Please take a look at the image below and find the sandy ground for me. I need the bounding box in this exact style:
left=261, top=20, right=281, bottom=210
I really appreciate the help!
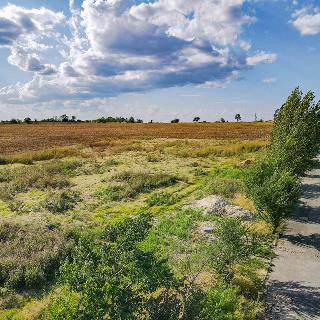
left=266, top=159, right=320, bottom=319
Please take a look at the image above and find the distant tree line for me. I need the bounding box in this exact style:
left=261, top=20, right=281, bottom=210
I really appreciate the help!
left=0, top=113, right=268, bottom=124
left=0, top=115, right=144, bottom=124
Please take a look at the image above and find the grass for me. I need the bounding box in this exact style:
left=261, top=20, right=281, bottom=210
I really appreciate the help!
left=0, top=133, right=273, bottom=319
left=0, top=219, right=74, bottom=290
left=0, top=147, right=83, bottom=165
left=96, top=171, right=179, bottom=201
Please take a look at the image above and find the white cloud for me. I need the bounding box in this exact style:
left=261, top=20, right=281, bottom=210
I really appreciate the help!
left=291, top=6, right=320, bottom=35
left=0, top=4, right=65, bottom=47
left=246, top=51, right=277, bottom=66
left=262, top=77, right=277, bottom=84
left=0, top=0, right=276, bottom=105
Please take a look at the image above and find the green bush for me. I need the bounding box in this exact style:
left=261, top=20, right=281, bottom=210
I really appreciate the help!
left=44, top=214, right=178, bottom=320
left=211, top=218, right=255, bottom=283
left=0, top=220, right=74, bottom=290
left=246, top=160, right=301, bottom=232
left=199, top=285, right=260, bottom=320
left=44, top=189, right=81, bottom=213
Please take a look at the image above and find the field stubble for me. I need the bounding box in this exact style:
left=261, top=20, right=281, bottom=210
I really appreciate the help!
left=0, top=122, right=272, bottom=154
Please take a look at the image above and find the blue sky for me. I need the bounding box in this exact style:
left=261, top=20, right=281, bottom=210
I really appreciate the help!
left=0, top=0, right=319, bottom=121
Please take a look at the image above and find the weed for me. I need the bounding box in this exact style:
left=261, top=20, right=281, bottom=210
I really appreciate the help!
left=97, top=172, right=179, bottom=201
left=145, top=192, right=180, bottom=206
left=44, top=190, right=81, bottom=214
left=200, top=177, right=243, bottom=199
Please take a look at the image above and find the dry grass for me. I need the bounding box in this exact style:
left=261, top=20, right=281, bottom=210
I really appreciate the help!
left=0, top=122, right=272, bottom=155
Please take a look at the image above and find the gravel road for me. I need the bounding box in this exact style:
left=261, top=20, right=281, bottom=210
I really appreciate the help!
left=266, top=159, right=320, bottom=319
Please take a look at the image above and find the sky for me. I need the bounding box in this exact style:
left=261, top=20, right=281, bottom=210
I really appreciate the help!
left=0, top=0, right=319, bottom=122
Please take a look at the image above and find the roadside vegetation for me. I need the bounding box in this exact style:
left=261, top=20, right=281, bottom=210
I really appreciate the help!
left=246, top=88, right=320, bottom=232
left=0, top=90, right=318, bottom=319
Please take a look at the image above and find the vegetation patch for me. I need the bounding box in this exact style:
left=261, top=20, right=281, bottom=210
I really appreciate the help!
left=96, top=171, right=179, bottom=201
left=43, top=189, right=82, bottom=214
left=0, top=220, right=74, bottom=290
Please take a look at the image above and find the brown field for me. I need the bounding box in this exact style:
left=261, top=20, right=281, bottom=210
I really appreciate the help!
left=0, top=122, right=272, bottom=154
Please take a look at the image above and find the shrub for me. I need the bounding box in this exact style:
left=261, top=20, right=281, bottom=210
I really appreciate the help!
left=44, top=189, right=81, bottom=213
left=199, top=284, right=260, bottom=320
left=0, top=220, right=74, bottom=290
left=44, top=214, right=178, bottom=320
left=245, top=160, right=301, bottom=232
left=211, top=218, right=254, bottom=283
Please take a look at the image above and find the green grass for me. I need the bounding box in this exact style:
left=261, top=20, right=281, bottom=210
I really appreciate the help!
left=96, top=171, right=179, bottom=201
left=0, top=137, right=272, bottom=319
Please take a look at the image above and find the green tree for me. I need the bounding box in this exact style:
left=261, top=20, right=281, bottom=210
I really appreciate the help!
left=235, top=114, right=241, bottom=122
left=269, top=88, right=320, bottom=175
left=193, top=116, right=200, bottom=122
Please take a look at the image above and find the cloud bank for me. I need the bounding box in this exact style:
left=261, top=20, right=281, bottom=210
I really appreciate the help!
left=0, top=0, right=277, bottom=105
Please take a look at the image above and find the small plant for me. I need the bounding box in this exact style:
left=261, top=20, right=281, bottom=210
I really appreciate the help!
left=145, top=192, right=180, bottom=206
left=44, top=189, right=81, bottom=213
left=211, top=218, right=253, bottom=283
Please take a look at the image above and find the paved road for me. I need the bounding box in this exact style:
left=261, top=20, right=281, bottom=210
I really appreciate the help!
left=266, top=160, right=320, bottom=319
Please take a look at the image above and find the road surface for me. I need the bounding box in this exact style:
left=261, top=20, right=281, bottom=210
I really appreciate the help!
left=266, top=160, right=320, bottom=319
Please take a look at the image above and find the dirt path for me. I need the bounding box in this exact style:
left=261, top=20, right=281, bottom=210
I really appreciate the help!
left=266, top=159, right=320, bottom=319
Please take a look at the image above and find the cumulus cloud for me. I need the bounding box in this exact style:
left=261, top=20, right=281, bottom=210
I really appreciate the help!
left=246, top=51, right=277, bottom=66
left=0, top=0, right=277, bottom=104
left=291, top=6, right=320, bottom=35
left=8, top=47, right=57, bottom=75
left=0, top=4, right=64, bottom=47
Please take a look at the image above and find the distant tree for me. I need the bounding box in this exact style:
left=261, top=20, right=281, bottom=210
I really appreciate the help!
left=60, top=114, right=69, bottom=122
left=128, top=116, right=135, bottom=123
left=10, top=118, right=21, bottom=124
left=24, top=117, right=32, bottom=124
left=220, top=118, right=226, bottom=123
left=171, top=118, right=180, bottom=123
left=71, top=116, right=77, bottom=122
left=136, top=119, right=143, bottom=123
left=254, top=113, right=258, bottom=122
left=193, top=116, right=200, bottom=122
left=235, top=114, right=241, bottom=122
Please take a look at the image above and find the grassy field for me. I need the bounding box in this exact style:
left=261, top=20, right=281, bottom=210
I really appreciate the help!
left=0, top=123, right=273, bottom=319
